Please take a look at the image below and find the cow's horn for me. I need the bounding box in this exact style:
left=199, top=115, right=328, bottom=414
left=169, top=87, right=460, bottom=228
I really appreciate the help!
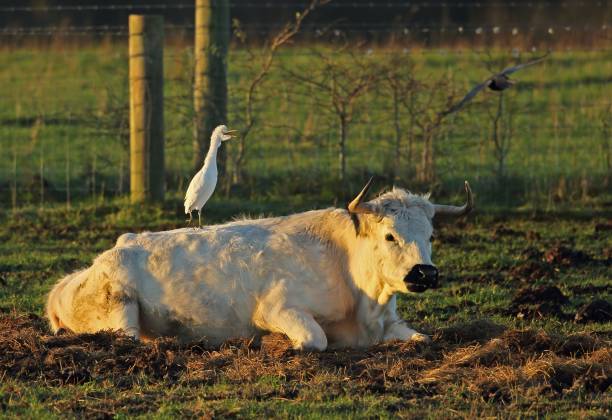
left=433, top=181, right=474, bottom=219
left=348, top=177, right=376, bottom=215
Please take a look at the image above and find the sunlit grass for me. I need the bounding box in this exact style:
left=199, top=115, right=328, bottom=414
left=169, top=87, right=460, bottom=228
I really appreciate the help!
left=0, top=47, right=610, bottom=208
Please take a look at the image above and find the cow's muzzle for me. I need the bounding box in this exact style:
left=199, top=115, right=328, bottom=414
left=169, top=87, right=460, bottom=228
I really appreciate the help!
left=404, top=264, right=439, bottom=293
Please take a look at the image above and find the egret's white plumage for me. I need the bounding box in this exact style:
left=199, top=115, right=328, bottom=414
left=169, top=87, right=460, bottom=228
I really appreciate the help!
left=184, top=125, right=237, bottom=227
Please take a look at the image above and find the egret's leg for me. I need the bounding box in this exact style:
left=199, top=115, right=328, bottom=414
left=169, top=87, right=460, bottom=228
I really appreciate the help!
left=186, top=211, right=192, bottom=225
left=198, top=210, right=202, bottom=228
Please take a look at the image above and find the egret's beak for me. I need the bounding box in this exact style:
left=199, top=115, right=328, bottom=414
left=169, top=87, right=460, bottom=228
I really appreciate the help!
left=224, top=129, right=239, bottom=139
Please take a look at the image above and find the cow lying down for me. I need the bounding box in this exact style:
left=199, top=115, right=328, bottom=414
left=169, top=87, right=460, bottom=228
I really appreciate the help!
left=47, top=180, right=473, bottom=350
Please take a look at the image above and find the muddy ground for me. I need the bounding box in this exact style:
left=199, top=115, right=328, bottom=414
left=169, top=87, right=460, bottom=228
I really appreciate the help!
left=1, top=311, right=610, bottom=417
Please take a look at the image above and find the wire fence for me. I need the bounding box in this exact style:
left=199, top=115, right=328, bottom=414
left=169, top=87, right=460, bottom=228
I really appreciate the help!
left=1, top=1, right=610, bottom=11
left=0, top=2, right=611, bottom=210
left=1, top=24, right=610, bottom=40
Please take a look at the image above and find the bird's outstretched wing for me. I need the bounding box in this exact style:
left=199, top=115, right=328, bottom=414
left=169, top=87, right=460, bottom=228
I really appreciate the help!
left=440, top=79, right=492, bottom=116
left=500, top=53, right=549, bottom=76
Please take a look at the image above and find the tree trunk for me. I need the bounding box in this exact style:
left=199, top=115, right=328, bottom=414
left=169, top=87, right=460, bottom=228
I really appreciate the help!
left=407, top=94, right=415, bottom=175
left=602, top=109, right=611, bottom=188
left=339, top=116, right=347, bottom=183
left=232, top=123, right=247, bottom=184
left=492, top=92, right=504, bottom=184
left=418, top=131, right=435, bottom=183
left=427, top=132, right=435, bottom=182
left=392, top=89, right=401, bottom=181
left=193, top=0, right=230, bottom=174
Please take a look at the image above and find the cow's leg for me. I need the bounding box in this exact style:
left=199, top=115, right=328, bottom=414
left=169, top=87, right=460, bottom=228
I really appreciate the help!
left=383, top=321, right=431, bottom=343
left=261, top=307, right=328, bottom=351
left=254, top=281, right=328, bottom=351
left=254, top=287, right=327, bottom=351
left=382, top=296, right=431, bottom=344
left=105, top=298, right=141, bottom=339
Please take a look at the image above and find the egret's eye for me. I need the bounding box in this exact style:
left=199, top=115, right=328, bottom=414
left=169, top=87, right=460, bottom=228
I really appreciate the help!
left=385, top=234, right=396, bottom=242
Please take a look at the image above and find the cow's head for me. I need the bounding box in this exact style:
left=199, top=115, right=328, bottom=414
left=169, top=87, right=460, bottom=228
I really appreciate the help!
left=347, top=178, right=473, bottom=294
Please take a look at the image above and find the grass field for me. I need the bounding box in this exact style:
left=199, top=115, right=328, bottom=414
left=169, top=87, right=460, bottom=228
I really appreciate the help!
left=0, top=45, right=611, bottom=208
left=0, top=39, right=610, bottom=418
left=0, top=200, right=610, bottom=417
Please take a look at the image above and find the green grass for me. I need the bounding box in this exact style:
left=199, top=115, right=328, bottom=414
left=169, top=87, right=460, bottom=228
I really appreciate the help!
left=0, top=46, right=611, bottom=208
left=0, top=43, right=610, bottom=417
left=0, top=200, right=610, bottom=418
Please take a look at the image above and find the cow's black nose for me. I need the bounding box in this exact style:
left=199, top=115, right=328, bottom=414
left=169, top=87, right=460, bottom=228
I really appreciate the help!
left=404, top=264, right=439, bottom=292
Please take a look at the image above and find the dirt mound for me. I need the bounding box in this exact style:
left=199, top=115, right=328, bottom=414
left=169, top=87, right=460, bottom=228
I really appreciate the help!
left=520, top=247, right=544, bottom=261
left=507, top=286, right=569, bottom=320
left=0, top=312, right=194, bottom=386
left=525, top=230, right=541, bottom=241
left=438, top=319, right=506, bottom=344
left=512, top=285, right=569, bottom=305
left=544, top=245, right=591, bottom=266
left=570, top=284, right=610, bottom=295
left=509, top=245, right=594, bottom=282
left=0, top=312, right=609, bottom=403
left=509, top=260, right=554, bottom=281
left=492, top=225, right=523, bottom=238
left=508, top=248, right=553, bottom=281
left=574, top=299, right=612, bottom=323
left=594, top=222, right=612, bottom=235
left=559, top=333, right=605, bottom=356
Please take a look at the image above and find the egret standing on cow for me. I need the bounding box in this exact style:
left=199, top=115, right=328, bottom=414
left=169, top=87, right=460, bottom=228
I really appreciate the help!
left=184, top=125, right=237, bottom=227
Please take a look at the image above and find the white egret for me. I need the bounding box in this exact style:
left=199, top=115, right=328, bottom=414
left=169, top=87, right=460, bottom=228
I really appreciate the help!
left=184, top=125, right=237, bottom=227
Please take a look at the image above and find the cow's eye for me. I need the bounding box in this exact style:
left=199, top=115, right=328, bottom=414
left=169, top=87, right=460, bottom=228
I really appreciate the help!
left=385, top=234, right=396, bottom=242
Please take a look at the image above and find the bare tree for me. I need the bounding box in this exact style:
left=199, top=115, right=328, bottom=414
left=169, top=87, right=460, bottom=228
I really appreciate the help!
left=488, top=91, right=515, bottom=184
left=229, top=0, right=330, bottom=186
left=284, top=48, right=379, bottom=185
left=478, top=53, right=522, bottom=185
left=383, top=55, right=417, bottom=181
left=600, top=103, right=612, bottom=188
left=403, top=76, right=456, bottom=184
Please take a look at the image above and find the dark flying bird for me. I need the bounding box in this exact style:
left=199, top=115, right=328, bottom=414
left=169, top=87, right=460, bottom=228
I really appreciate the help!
left=441, top=54, right=549, bottom=116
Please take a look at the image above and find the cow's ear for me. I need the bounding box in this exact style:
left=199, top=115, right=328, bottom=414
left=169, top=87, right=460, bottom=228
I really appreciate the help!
left=350, top=213, right=374, bottom=237
left=349, top=213, right=361, bottom=235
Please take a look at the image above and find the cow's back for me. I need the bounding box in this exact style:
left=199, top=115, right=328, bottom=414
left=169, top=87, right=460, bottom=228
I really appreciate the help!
left=114, top=224, right=275, bottom=341
left=50, top=211, right=356, bottom=344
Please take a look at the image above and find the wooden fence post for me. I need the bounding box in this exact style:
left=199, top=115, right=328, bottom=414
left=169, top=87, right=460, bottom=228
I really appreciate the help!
left=129, top=14, right=165, bottom=203
left=193, top=0, right=230, bottom=173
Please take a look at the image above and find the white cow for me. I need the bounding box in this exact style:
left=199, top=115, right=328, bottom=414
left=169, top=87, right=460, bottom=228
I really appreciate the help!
left=46, top=180, right=473, bottom=350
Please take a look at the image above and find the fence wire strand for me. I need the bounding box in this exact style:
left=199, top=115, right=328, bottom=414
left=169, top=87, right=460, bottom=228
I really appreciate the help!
left=1, top=2, right=611, bottom=207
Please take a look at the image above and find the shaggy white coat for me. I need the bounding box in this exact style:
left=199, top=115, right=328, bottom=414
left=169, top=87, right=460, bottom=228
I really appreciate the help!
left=47, top=188, right=437, bottom=350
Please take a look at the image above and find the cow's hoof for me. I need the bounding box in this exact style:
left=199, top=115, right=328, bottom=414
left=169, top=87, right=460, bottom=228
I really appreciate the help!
left=295, top=343, right=327, bottom=352
left=409, top=333, right=432, bottom=344
left=293, top=337, right=328, bottom=352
